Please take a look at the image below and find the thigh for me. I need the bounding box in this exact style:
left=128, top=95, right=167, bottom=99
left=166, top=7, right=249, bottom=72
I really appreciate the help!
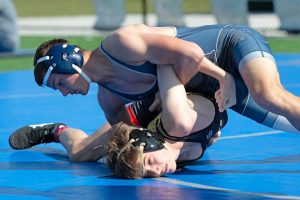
left=239, top=57, right=281, bottom=96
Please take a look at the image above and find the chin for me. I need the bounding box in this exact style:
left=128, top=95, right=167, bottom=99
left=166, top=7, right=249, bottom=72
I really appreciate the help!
left=81, top=86, right=89, bottom=95
left=82, top=84, right=90, bottom=95
left=81, top=90, right=88, bottom=95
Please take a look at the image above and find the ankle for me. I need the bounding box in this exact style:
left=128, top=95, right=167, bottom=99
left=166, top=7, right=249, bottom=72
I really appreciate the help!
left=53, top=125, right=69, bottom=142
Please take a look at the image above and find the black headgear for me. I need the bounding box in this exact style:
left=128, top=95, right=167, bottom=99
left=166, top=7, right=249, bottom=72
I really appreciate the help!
left=129, top=128, right=165, bottom=153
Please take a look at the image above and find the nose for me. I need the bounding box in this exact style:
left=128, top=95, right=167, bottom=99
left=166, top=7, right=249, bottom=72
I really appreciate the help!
left=149, top=166, right=162, bottom=177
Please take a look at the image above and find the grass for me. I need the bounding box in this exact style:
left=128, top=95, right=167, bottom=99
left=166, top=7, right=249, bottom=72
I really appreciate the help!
left=268, top=37, right=300, bottom=53
left=1, top=36, right=299, bottom=72
left=13, top=0, right=211, bottom=17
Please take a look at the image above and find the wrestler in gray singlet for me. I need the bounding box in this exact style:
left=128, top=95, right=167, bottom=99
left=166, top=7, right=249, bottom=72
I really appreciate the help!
left=101, top=24, right=298, bottom=133
left=177, top=24, right=295, bottom=132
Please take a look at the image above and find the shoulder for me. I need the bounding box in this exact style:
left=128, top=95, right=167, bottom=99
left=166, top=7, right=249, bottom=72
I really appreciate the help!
left=104, top=24, right=149, bottom=45
left=101, top=24, right=151, bottom=63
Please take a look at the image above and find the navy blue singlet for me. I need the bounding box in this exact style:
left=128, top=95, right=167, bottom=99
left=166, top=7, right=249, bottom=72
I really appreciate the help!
left=176, top=24, right=277, bottom=126
left=102, top=24, right=278, bottom=126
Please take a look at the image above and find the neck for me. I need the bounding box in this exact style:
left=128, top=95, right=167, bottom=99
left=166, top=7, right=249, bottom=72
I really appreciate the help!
left=82, top=48, right=111, bottom=84
left=178, top=142, right=203, bottom=162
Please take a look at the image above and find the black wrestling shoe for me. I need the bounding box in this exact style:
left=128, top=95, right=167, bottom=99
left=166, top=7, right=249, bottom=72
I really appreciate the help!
left=9, top=123, right=66, bottom=150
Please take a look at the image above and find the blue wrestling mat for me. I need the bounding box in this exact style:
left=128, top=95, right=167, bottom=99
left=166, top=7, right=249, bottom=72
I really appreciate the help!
left=1, top=53, right=300, bottom=200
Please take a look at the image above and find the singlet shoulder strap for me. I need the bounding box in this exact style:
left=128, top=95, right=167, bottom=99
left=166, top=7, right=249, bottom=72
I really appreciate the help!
left=100, top=42, right=157, bottom=74
left=99, top=42, right=158, bottom=100
left=156, top=94, right=228, bottom=148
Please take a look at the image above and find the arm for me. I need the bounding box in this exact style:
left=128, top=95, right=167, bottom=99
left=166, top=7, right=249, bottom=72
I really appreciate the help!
left=157, top=64, right=197, bottom=137
left=104, top=24, right=205, bottom=84
left=103, top=24, right=236, bottom=111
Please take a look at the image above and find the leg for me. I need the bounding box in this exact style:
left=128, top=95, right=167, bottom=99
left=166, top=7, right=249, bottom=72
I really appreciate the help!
left=239, top=57, right=300, bottom=131
left=60, top=123, right=111, bottom=162
left=9, top=122, right=112, bottom=162
left=233, top=93, right=300, bottom=133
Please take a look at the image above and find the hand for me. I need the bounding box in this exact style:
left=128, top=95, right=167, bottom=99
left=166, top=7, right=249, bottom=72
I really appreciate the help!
left=149, top=92, right=162, bottom=112
left=207, top=131, right=221, bottom=147
left=215, top=72, right=236, bottom=112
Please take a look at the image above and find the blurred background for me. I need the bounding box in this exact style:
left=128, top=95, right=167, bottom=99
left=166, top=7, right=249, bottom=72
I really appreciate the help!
left=0, top=0, right=300, bottom=71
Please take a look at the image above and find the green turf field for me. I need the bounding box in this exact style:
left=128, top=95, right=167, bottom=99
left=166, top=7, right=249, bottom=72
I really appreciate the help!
left=13, top=0, right=211, bottom=17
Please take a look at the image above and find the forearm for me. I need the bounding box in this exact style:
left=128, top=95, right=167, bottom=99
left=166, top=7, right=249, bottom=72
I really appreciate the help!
left=197, top=57, right=227, bottom=83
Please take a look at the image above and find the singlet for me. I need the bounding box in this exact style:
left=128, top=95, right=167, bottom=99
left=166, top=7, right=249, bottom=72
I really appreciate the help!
left=103, top=24, right=278, bottom=128
left=176, top=25, right=278, bottom=127
left=99, top=25, right=271, bottom=105
left=156, top=98, right=227, bottom=147
left=99, top=43, right=158, bottom=101
left=126, top=94, right=228, bottom=168
left=155, top=96, right=228, bottom=168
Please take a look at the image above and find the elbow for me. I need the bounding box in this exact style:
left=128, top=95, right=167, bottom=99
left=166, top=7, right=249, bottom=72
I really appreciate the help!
left=178, top=42, right=205, bottom=65
left=189, top=42, right=205, bottom=66
left=175, top=42, right=205, bottom=83
left=163, top=114, right=194, bottom=136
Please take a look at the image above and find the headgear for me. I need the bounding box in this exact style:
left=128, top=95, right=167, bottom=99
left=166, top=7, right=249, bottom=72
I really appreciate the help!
left=117, top=128, right=165, bottom=160
left=36, top=44, right=91, bottom=86
left=129, top=128, right=165, bottom=152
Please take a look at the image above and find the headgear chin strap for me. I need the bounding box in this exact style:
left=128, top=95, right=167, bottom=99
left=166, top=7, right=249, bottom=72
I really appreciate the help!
left=36, top=44, right=91, bottom=86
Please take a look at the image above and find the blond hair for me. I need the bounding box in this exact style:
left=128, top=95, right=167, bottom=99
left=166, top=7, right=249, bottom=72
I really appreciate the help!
left=106, top=122, right=144, bottom=179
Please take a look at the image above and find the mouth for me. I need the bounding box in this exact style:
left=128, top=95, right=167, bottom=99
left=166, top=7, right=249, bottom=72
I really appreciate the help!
left=67, top=90, right=78, bottom=95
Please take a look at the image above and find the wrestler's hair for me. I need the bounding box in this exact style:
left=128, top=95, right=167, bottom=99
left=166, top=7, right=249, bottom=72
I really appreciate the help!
left=33, top=38, right=83, bottom=86
left=106, top=122, right=144, bottom=179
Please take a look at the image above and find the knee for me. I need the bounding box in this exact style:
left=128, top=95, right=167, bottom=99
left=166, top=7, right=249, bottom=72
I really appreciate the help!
left=68, top=147, right=84, bottom=162
left=67, top=142, right=90, bottom=162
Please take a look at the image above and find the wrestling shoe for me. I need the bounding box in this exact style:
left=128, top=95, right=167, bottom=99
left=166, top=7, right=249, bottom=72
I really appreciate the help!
left=9, top=123, right=66, bottom=150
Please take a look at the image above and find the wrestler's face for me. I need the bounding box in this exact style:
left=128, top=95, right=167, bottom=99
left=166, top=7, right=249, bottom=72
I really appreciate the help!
left=46, top=73, right=89, bottom=96
left=142, top=148, right=176, bottom=178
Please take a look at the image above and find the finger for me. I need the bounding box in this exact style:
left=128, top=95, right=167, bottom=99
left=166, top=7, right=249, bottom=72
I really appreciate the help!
left=207, top=138, right=215, bottom=147
left=214, top=90, right=219, bottom=99
left=219, top=102, right=226, bottom=112
left=220, top=96, right=228, bottom=110
left=214, top=131, right=221, bottom=138
left=215, top=91, right=221, bottom=105
left=207, top=131, right=222, bottom=147
left=215, top=90, right=221, bottom=100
